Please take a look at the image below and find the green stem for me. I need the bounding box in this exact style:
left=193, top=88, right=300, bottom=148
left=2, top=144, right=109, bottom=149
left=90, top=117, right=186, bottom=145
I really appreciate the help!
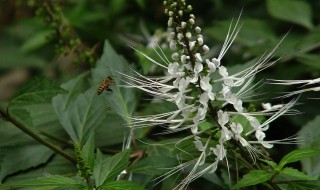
left=0, top=108, right=76, bottom=164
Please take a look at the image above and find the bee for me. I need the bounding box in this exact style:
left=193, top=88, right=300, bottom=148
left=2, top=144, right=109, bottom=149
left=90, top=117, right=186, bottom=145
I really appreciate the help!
left=97, top=76, right=114, bottom=95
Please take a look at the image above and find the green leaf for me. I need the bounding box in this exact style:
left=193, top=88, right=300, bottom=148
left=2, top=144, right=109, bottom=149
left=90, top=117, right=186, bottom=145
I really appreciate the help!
left=91, top=40, right=137, bottom=124
left=205, top=19, right=276, bottom=47
left=52, top=72, right=106, bottom=145
left=296, top=54, right=320, bottom=70
left=281, top=167, right=315, bottom=180
left=101, top=180, right=145, bottom=190
left=9, top=76, right=67, bottom=108
left=0, top=120, right=33, bottom=147
left=279, top=149, right=320, bottom=169
left=94, top=149, right=130, bottom=187
left=9, top=108, right=34, bottom=129
left=130, top=156, right=177, bottom=175
left=260, top=159, right=278, bottom=169
left=232, top=170, right=273, bottom=189
left=287, top=180, right=320, bottom=190
left=298, top=115, right=320, bottom=178
left=81, top=133, right=95, bottom=170
left=0, top=175, right=83, bottom=189
left=94, top=112, right=127, bottom=147
left=0, top=144, right=53, bottom=182
left=20, top=30, right=51, bottom=53
left=267, top=0, right=313, bottom=29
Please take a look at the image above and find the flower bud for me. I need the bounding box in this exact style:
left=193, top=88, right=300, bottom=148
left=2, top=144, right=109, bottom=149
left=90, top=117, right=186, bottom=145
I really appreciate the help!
left=186, top=32, right=192, bottom=39
left=197, top=37, right=203, bottom=45
left=181, top=21, right=187, bottom=29
left=189, top=18, right=195, bottom=25
left=169, top=40, right=177, bottom=50
left=203, top=45, right=209, bottom=54
left=195, top=26, right=201, bottom=33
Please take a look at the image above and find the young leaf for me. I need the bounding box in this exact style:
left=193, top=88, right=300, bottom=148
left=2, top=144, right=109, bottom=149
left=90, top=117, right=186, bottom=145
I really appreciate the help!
left=93, top=149, right=130, bottom=187
left=81, top=133, right=95, bottom=170
left=9, top=76, right=67, bottom=108
left=267, top=0, right=313, bottom=30
left=281, top=167, right=315, bottom=181
left=232, top=170, right=273, bottom=189
left=100, top=180, right=145, bottom=190
left=0, top=175, right=83, bottom=189
left=0, top=144, right=53, bottom=182
left=260, top=159, right=278, bottom=169
left=278, top=149, right=320, bottom=169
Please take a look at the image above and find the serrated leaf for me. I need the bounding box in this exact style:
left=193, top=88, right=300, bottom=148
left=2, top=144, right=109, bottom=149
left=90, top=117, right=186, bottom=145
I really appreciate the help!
left=91, top=40, right=137, bottom=124
left=101, top=180, right=145, bottom=190
left=267, top=0, right=313, bottom=29
left=81, top=133, right=95, bottom=170
left=279, top=149, right=320, bottom=169
left=281, top=167, right=315, bottom=181
left=9, top=76, right=67, bottom=108
left=232, top=170, right=273, bottom=189
left=0, top=144, right=53, bottom=182
left=94, top=149, right=130, bottom=187
left=52, top=71, right=106, bottom=145
left=298, top=115, right=320, bottom=178
left=0, top=175, right=83, bottom=189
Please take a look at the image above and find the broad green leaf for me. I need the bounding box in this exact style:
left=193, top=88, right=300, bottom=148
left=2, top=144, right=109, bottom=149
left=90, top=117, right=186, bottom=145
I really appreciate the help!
left=94, top=112, right=127, bottom=147
left=0, top=120, right=33, bottom=147
left=298, top=115, right=320, bottom=178
left=81, top=133, right=95, bottom=170
left=9, top=76, right=67, bottom=107
left=54, top=86, right=106, bottom=145
left=267, top=0, right=313, bottom=29
left=287, top=180, right=320, bottom=190
left=52, top=72, right=106, bottom=145
left=4, top=153, right=77, bottom=184
left=130, top=156, right=177, bottom=175
left=232, top=170, right=273, bottom=189
left=279, top=149, right=320, bottom=169
left=281, top=167, right=315, bottom=181
left=91, top=40, right=137, bottom=125
left=94, top=149, right=130, bottom=187
left=101, top=180, right=145, bottom=190
left=8, top=108, right=34, bottom=129
left=0, top=175, right=82, bottom=189
left=24, top=103, right=67, bottom=140
left=0, top=144, right=53, bottom=183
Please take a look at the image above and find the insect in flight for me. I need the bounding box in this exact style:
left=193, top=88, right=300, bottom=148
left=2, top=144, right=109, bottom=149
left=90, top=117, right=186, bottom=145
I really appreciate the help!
left=97, top=76, right=114, bottom=95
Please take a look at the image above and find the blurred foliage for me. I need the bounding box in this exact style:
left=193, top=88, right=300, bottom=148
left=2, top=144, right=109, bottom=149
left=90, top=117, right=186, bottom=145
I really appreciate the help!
left=0, top=0, right=320, bottom=189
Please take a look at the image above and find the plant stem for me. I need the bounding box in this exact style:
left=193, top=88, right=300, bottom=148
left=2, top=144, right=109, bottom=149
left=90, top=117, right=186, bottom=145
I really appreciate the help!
left=0, top=108, right=76, bottom=164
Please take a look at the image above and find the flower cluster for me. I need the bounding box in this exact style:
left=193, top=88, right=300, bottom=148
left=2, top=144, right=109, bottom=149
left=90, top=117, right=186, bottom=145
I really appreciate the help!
left=117, top=0, right=299, bottom=188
